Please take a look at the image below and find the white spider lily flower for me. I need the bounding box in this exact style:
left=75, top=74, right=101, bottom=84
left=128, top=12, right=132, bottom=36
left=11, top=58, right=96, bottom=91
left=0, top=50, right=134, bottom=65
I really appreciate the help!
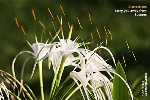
left=0, top=82, right=10, bottom=100
left=48, top=45, right=62, bottom=73
left=69, top=46, right=133, bottom=100
left=70, top=68, right=90, bottom=100
left=56, top=39, right=80, bottom=56
left=78, top=48, right=114, bottom=79
left=70, top=68, right=112, bottom=100
left=90, top=72, right=113, bottom=100
left=80, top=48, right=111, bottom=70
left=12, top=37, right=53, bottom=79
left=48, top=39, right=81, bottom=73
left=12, top=37, right=80, bottom=78
left=28, top=37, right=52, bottom=61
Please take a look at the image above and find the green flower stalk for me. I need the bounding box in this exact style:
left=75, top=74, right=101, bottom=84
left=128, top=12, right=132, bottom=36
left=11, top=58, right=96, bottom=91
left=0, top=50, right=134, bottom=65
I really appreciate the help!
left=38, top=61, right=44, bottom=100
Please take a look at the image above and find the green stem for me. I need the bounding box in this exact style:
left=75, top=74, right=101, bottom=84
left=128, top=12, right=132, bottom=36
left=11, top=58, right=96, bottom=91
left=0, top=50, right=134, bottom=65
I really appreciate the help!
left=66, top=83, right=82, bottom=100
left=49, top=56, right=66, bottom=99
left=59, top=81, right=76, bottom=100
left=68, top=25, right=73, bottom=40
left=54, top=76, right=71, bottom=98
left=56, top=56, right=66, bottom=87
left=38, top=61, right=44, bottom=100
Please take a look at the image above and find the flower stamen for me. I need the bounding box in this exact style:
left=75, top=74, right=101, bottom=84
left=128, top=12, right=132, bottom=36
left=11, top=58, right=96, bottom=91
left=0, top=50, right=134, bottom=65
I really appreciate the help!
left=77, top=18, right=83, bottom=29
left=15, top=18, right=20, bottom=28
left=48, top=8, right=54, bottom=19
left=60, top=5, right=65, bottom=16
left=32, top=9, right=36, bottom=21
left=96, top=27, right=101, bottom=39
left=20, top=26, right=26, bottom=35
left=88, top=12, right=92, bottom=24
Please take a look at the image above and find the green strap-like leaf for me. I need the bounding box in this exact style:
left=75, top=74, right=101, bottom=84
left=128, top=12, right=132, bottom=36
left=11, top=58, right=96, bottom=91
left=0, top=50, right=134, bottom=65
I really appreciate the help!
left=112, top=61, right=130, bottom=100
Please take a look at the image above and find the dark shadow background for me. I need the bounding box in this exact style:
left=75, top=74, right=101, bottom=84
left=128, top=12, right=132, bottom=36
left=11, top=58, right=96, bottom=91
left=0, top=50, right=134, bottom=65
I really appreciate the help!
left=0, top=0, right=150, bottom=100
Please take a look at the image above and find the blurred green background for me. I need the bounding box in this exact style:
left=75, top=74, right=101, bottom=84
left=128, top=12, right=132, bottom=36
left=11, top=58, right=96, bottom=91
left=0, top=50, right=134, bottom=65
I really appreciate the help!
left=0, top=0, right=149, bottom=100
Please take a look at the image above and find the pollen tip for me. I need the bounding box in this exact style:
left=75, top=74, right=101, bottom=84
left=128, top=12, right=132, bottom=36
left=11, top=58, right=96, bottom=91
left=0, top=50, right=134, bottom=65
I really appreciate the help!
left=32, top=9, right=36, bottom=20
left=48, top=8, right=54, bottom=19
left=15, top=17, right=20, bottom=28
left=77, top=18, right=83, bottom=29
left=88, top=12, right=92, bottom=24
left=20, top=26, right=26, bottom=35
left=60, top=5, right=65, bottom=16
left=96, top=27, right=101, bottom=39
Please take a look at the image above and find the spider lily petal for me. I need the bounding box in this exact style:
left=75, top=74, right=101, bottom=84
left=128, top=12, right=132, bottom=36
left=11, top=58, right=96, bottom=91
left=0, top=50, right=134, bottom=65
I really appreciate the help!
left=90, top=72, right=113, bottom=100
left=48, top=46, right=62, bottom=73
left=12, top=51, right=36, bottom=78
left=55, top=39, right=80, bottom=57
left=64, top=54, right=80, bottom=67
left=28, top=38, right=52, bottom=61
left=95, top=46, right=116, bottom=66
left=70, top=69, right=88, bottom=86
left=59, top=39, right=79, bottom=53
left=70, top=68, right=90, bottom=100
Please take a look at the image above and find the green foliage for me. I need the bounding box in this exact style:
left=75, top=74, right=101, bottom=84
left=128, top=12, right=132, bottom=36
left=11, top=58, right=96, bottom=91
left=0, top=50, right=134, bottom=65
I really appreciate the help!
left=112, top=61, right=130, bottom=100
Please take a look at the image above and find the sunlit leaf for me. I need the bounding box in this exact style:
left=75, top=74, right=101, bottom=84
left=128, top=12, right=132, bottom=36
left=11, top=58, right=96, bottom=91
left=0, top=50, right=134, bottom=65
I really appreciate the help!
left=112, top=61, right=130, bottom=100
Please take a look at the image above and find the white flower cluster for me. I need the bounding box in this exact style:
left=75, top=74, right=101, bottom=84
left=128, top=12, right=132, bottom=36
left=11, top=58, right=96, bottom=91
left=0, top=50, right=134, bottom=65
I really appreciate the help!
left=12, top=35, right=133, bottom=100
